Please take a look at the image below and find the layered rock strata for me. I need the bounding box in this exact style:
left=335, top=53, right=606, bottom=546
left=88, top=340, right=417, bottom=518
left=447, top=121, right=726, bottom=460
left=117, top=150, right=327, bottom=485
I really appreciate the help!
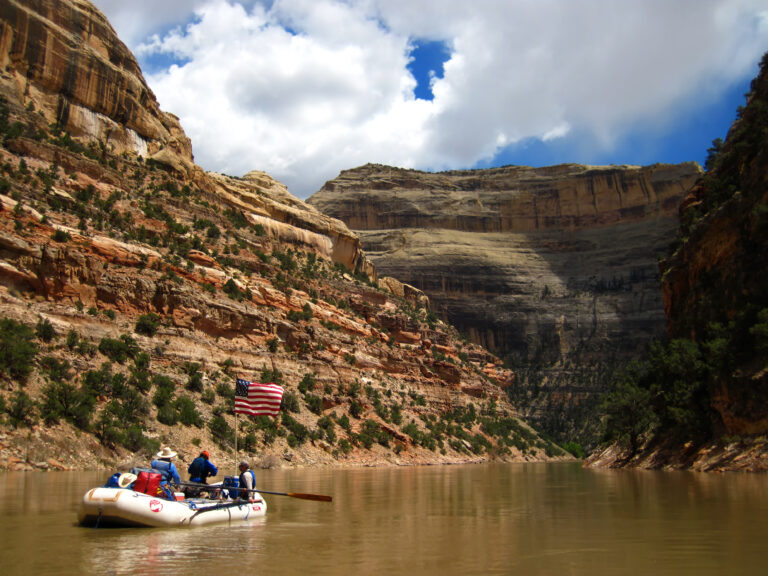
left=309, top=162, right=702, bottom=443
left=0, top=0, right=559, bottom=470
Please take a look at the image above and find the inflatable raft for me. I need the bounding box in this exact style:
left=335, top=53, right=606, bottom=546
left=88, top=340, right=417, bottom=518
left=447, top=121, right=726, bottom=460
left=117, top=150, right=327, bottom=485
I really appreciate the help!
left=78, top=486, right=267, bottom=528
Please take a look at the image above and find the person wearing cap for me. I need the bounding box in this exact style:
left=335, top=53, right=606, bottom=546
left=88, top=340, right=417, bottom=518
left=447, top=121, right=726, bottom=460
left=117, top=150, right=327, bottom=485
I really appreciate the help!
left=151, top=446, right=181, bottom=486
left=188, top=450, right=218, bottom=484
left=237, top=460, right=256, bottom=501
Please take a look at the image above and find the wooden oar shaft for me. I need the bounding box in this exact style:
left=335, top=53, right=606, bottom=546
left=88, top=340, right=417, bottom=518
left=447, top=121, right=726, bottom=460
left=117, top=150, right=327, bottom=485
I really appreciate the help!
left=260, top=490, right=332, bottom=502
left=176, top=481, right=332, bottom=502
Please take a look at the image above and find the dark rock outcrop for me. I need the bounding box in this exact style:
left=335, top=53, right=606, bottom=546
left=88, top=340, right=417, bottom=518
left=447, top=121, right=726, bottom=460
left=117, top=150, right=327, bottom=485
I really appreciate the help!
left=660, top=54, right=768, bottom=439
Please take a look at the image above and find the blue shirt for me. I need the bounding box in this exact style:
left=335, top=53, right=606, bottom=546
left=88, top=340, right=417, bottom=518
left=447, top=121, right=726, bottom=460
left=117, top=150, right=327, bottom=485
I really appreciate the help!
left=151, top=459, right=181, bottom=484
left=188, top=457, right=218, bottom=483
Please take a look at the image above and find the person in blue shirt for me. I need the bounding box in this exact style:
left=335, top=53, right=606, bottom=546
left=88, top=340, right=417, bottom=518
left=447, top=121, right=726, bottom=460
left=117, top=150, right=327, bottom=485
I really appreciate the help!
left=188, top=450, right=218, bottom=484
left=151, top=446, right=181, bottom=487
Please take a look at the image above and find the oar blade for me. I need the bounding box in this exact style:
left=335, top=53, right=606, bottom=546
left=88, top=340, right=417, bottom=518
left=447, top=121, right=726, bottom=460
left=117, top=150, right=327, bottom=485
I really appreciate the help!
left=287, top=492, right=333, bottom=502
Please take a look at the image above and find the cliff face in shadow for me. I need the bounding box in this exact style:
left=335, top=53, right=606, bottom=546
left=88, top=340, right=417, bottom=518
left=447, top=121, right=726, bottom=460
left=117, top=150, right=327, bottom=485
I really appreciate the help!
left=587, top=54, right=768, bottom=473
left=660, top=54, right=768, bottom=442
left=309, top=163, right=702, bottom=445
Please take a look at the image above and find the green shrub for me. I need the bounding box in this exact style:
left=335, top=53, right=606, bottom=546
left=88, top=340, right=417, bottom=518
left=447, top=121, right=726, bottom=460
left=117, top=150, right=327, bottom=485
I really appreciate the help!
left=337, top=438, right=353, bottom=455
left=281, top=412, right=309, bottom=445
left=209, top=415, right=234, bottom=449
left=121, top=424, right=159, bottom=453
left=186, top=370, right=204, bottom=393
left=40, top=380, right=75, bottom=425
left=298, top=373, right=317, bottom=394
left=215, top=382, right=235, bottom=401
left=358, top=419, right=389, bottom=449
left=156, top=403, right=178, bottom=425
left=35, top=317, right=56, bottom=342
left=152, top=375, right=175, bottom=408
left=51, top=229, right=70, bottom=242
left=317, top=415, right=336, bottom=444
left=336, top=413, right=351, bottom=432
left=0, top=318, right=38, bottom=381
left=94, top=411, right=123, bottom=448
left=201, top=389, right=215, bottom=404
left=602, top=370, right=656, bottom=454
left=176, top=396, right=203, bottom=427
left=563, top=442, right=584, bottom=459
left=98, top=334, right=139, bottom=363
left=281, top=390, right=301, bottom=413
left=135, top=313, right=161, bottom=337
left=390, top=404, right=403, bottom=426
left=222, top=278, right=246, bottom=301
left=305, top=394, right=323, bottom=415
left=81, top=362, right=118, bottom=397
left=260, top=365, right=283, bottom=385
left=66, top=330, right=79, bottom=350
left=7, top=390, right=36, bottom=428
left=349, top=399, right=364, bottom=419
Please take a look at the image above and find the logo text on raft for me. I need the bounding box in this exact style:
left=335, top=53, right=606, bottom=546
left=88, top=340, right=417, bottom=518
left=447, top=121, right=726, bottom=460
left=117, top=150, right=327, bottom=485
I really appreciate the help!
left=149, top=500, right=163, bottom=513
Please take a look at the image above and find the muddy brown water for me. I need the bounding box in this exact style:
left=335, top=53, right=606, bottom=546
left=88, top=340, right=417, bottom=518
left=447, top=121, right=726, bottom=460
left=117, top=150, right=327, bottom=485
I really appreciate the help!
left=1, top=462, right=766, bottom=575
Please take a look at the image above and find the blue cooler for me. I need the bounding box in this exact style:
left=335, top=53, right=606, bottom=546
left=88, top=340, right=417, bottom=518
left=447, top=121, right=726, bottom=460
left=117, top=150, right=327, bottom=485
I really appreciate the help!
left=223, top=476, right=239, bottom=498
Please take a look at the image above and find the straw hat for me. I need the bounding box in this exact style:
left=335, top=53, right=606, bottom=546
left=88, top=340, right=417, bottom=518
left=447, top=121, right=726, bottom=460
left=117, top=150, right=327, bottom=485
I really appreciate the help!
left=117, top=473, right=137, bottom=488
left=155, top=446, right=177, bottom=459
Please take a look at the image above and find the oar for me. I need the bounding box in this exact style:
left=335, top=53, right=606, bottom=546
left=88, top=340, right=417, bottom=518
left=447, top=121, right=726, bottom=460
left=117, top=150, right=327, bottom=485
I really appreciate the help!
left=245, top=488, right=332, bottom=502
left=176, top=481, right=332, bottom=502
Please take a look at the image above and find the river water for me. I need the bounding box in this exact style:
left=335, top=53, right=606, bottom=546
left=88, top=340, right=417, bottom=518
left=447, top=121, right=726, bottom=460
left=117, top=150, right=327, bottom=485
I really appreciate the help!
left=1, top=462, right=766, bottom=575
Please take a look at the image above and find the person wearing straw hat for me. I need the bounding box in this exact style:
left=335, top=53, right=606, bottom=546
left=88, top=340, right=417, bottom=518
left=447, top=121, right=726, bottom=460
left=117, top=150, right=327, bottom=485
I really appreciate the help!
left=151, top=446, right=181, bottom=486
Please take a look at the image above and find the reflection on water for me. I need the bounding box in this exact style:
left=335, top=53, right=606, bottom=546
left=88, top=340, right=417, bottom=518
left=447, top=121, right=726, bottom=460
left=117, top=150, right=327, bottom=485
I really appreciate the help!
left=1, top=463, right=767, bottom=575
left=80, top=521, right=268, bottom=576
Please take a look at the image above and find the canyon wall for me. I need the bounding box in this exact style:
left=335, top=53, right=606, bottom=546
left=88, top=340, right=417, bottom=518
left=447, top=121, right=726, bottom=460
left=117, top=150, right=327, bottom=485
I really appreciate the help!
left=0, top=0, right=560, bottom=471
left=309, top=162, right=702, bottom=444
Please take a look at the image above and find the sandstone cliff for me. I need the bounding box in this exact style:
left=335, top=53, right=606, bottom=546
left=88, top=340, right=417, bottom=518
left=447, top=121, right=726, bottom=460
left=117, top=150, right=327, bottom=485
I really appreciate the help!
left=0, top=0, right=562, bottom=472
left=309, top=162, right=702, bottom=446
left=586, top=53, right=768, bottom=472
left=660, top=54, right=768, bottom=444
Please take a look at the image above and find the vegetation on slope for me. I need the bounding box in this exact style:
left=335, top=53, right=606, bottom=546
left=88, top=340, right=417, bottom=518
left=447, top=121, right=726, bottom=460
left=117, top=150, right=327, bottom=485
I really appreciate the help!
left=0, top=87, right=561, bottom=469
left=599, top=52, right=768, bottom=465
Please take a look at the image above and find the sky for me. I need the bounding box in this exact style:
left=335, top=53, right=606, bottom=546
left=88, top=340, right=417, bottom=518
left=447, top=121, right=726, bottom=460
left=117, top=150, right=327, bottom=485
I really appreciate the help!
left=90, top=0, right=768, bottom=199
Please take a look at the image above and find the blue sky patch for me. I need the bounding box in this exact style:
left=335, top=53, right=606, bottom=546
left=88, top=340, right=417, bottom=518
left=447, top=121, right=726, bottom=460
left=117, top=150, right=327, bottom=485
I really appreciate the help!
left=139, top=51, right=191, bottom=75
left=481, top=74, right=753, bottom=171
left=407, top=39, right=451, bottom=101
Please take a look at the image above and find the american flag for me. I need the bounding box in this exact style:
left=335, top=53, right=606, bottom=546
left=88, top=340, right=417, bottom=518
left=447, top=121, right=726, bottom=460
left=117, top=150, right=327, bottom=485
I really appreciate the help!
left=235, top=378, right=284, bottom=416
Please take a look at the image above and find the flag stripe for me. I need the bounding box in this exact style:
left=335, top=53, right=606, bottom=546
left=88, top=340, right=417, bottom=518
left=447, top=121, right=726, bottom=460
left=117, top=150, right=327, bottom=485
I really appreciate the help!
left=234, top=379, right=284, bottom=416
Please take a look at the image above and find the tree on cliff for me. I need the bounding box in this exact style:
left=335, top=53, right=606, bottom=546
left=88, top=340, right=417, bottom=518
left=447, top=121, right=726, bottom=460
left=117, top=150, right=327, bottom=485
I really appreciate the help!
left=602, top=366, right=655, bottom=455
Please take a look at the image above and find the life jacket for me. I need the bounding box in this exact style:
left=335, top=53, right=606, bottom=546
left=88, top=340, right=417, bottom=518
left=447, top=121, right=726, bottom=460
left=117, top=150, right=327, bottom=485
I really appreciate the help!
left=151, top=459, right=175, bottom=483
left=188, top=457, right=206, bottom=482
left=237, top=470, right=256, bottom=498
left=104, top=473, right=121, bottom=488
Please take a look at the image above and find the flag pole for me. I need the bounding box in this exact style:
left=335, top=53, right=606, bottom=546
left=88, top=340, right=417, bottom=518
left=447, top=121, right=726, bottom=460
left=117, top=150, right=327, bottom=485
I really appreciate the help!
left=234, top=412, right=239, bottom=475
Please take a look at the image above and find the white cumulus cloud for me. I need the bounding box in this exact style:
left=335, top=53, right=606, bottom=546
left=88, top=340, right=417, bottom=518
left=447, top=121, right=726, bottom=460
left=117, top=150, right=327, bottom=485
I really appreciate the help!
left=91, top=0, right=768, bottom=197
